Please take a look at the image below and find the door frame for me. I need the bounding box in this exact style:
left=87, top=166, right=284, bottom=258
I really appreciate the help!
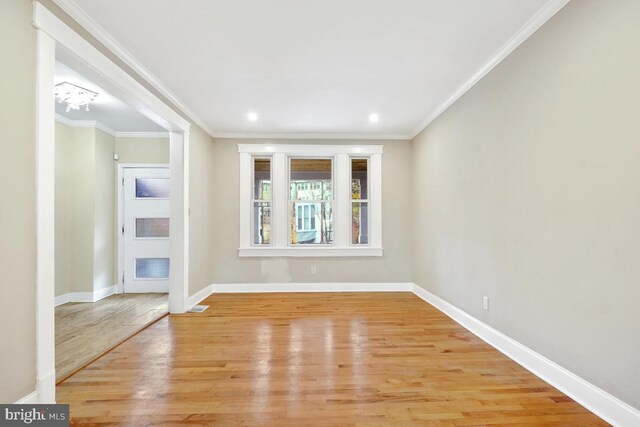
left=117, top=164, right=170, bottom=294
left=34, top=3, right=191, bottom=403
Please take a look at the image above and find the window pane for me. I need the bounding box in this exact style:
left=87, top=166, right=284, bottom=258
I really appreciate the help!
left=136, top=178, right=170, bottom=198
left=135, top=258, right=170, bottom=279
left=290, top=202, right=333, bottom=244
left=253, top=202, right=271, bottom=244
left=290, top=158, right=332, bottom=200
left=254, top=158, right=271, bottom=200
left=136, top=218, right=170, bottom=238
left=351, top=158, right=368, bottom=200
left=352, top=202, right=369, bottom=245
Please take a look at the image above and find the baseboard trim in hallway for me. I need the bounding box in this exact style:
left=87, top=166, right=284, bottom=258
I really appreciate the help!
left=186, top=282, right=640, bottom=427
left=54, top=285, right=117, bottom=307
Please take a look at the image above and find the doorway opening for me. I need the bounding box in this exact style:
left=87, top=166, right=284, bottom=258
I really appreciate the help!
left=34, top=3, right=190, bottom=402
left=53, top=57, right=173, bottom=381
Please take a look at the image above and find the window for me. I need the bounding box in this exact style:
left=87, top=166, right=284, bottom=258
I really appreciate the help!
left=239, top=144, right=383, bottom=257
left=253, top=158, right=271, bottom=245
left=351, top=158, right=368, bottom=245
left=290, top=158, right=333, bottom=245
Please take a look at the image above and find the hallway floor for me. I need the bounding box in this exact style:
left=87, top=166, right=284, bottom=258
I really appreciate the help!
left=55, top=293, right=168, bottom=381
left=56, top=293, right=607, bottom=425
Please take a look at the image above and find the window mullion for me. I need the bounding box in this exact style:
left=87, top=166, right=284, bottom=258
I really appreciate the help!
left=370, top=153, right=382, bottom=248
left=272, top=152, right=288, bottom=248
left=334, top=153, right=351, bottom=248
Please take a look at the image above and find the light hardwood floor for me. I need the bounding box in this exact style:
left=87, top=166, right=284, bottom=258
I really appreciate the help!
left=56, top=293, right=607, bottom=426
left=55, top=293, right=168, bottom=381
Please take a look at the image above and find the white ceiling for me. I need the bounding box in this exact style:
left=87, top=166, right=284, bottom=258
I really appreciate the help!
left=54, top=61, right=166, bottom=132
left=59, top=0, right=560, bottom=138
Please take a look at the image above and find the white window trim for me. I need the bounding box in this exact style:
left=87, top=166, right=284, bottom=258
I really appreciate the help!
left=238, top=144, right=383, bottom=257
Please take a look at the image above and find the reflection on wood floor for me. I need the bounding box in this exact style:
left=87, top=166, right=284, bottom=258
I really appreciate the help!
left=55, top=293, right=168, bottom=381
left=56, top=293, right=607, bottom=426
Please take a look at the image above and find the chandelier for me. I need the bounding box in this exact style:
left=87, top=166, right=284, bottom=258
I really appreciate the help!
left=54, top=82, right=99, bottom=112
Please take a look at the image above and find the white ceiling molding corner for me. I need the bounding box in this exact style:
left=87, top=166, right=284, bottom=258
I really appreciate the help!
left=116, top=131, right=170, bottom=139
left=409, top=0, right=570, bottom=139
left=50, top=0, right=216, bottom=137
left=55, top=115, right=169, bottom=138
left=55, top=113, right=117, bottom=136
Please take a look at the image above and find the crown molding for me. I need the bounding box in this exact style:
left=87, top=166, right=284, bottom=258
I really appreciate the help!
left=55, top=114, right=169, bottom=138
left=409, top=0, right=570, bottom=139
left=116, top=131, right=170, bottom=139
left=55, top=113, right=116, bottom=136
left=50, top=0, right=215, bottom=137
left=51, top=0, right=568, bottom=142
left=213, top=132, right=411, bottom=141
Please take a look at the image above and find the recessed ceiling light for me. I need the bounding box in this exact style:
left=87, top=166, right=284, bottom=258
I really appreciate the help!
left=248, top=111, right=258, bottom=122
left=368, top=113, right=379, bottom=123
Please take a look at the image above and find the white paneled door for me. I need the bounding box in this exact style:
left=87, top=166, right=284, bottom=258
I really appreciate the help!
left=123, top=167, right=170, bottom=293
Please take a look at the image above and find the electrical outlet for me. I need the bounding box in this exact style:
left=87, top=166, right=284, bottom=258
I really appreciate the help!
left=310, top=266, right=317, bottom=275
left=483, top=296, right=489, bottom=311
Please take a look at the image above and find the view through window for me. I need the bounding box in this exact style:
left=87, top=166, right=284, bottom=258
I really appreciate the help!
left=289, top=158, right=333, bottom=244
left=253, top=158, right=271, bottom=244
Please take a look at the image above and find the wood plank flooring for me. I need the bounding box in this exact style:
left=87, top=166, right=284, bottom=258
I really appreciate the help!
left=55, top=293, right=168, bottom=381
left=56, top=293, right=607, bottom=426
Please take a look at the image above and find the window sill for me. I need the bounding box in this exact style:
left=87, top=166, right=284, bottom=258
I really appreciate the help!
left=238, top=247, right=383, bottom=258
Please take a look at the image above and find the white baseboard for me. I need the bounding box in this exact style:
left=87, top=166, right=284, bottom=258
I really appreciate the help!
left=411, top=284, right=640, bottom=427
left=188, top=282, right=413, bottom=308
left=36, top=370, right=56, bottom=404
left=188, top=284, right=215, bottom=309
left=94, top=285, right=117, bottom=301
left=15, top=390, right=38, bottom=404
left=54, top=285, right=117, bottom=307
left=212, top=282, right=412, bottom=293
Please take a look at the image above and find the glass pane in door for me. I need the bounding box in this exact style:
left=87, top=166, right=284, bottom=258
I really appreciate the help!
left=135, top=178, right=170, bottom=198
left=136, top=218, right=170, bottom=238
left=135, top=258, right=170, bottom=279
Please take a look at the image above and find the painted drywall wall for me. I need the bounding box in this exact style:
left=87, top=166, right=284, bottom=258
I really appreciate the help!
left=209, top=139, right=413, bottom=286
left=115, top=136, right=169, bottom=164
left=0, top=0, right=37, bottom=404
left=93, top=128, right=116, bottom=291
left=54, top=123, right=95, bottom=296
left=54, top=122, right=74, bottom=297
left=412, top=0, right=640, bottom=409
left=189, top=127, right=216, bottom=295
left=54, top=123, right=116, bottom=296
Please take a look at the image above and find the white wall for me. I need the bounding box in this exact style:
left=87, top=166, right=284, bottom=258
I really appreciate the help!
left=54, top=122, right=116, bottom=296
left=55, top=123, right=94, bottom=295
left=209, top=138, right=413, bottom=287
left=54, top=122, right=74, bottom=297
left=115, top=136, right=169, bottom=164
left=93, top=128, right=116, bottom=291
left=412, top=0, right=640, bottom=409
left=0, top=0, right=37, bottom=404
